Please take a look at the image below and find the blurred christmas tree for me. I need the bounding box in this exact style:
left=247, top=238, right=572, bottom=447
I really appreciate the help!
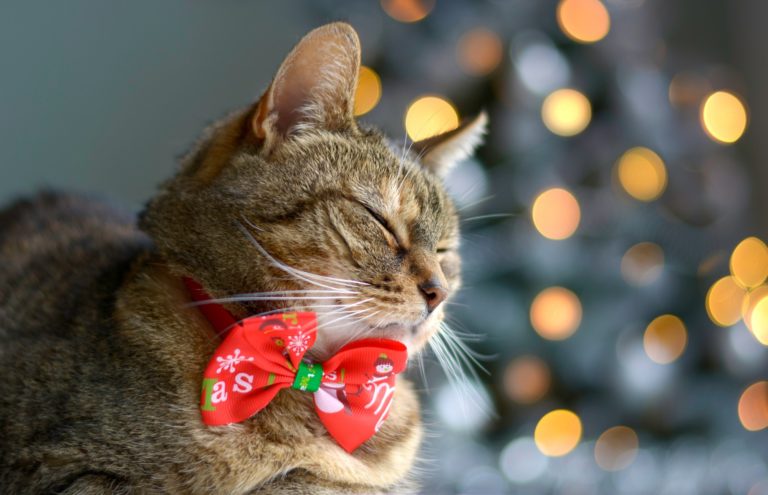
left=316, top=0, right=767, bottom=493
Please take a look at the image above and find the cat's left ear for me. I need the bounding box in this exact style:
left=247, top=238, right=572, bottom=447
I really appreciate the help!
left=252, top=22, right=361, bottom=151
left=411, top=112, right=488, bottom=176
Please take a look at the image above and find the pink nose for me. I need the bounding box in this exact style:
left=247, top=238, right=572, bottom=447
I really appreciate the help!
left=419, top=278, right=449, bottom=313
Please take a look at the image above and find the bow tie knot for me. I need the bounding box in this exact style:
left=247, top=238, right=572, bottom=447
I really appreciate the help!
left=293, top=362, right=323, bottom=392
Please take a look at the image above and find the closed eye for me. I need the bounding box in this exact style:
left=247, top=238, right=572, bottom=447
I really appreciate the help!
left=363, top=205, right=401, bottom=248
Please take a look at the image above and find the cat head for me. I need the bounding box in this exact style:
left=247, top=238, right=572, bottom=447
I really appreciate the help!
left=140, top=22, right=486, bottom=358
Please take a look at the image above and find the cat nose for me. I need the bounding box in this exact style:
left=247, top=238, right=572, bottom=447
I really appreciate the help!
left=419, top=277, right=449, bottom=313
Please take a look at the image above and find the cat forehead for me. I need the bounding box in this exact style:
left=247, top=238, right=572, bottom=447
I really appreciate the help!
left=275, top=130, right=452, bottom=222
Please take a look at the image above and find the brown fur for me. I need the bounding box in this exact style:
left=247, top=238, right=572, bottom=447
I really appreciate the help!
left=0, top=23, right=485, bottom=493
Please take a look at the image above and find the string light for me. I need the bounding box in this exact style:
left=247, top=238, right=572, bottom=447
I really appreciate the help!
left=621, top=242, right=664, bottom=286
left=738, top=381, right=768, bottom=431
left=503, top=356, right=551, bottom=404
left=615, top=147, right=667, bottom=202
left=541, top=88, right=592, bottom=136
left=706, top=276, right=748, bottom=327
left=643, top=314, right=687, bottom=364
left=730, top=237, right=768, bottom=289
left=457, top=28, right=503, bottom=76
left=380, top=0, right=434, bottom=23
left=534, top=409, right=582, bottom=457
left=354, top=66, right=382, bottom=117
left=556, top=0, right=611, bottom=44
left=404, top=96, right=459, bottom=141
left=530, top=287, right=582, bottom=340
left=531, top=188, right=581, bottom=240
left=700, top=90, right=748, bottom=144
left=594, top=426, right=639, bottom=471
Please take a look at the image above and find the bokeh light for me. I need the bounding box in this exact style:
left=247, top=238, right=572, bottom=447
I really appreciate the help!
left=706, top=276, right=748, bottom=327
left=530, top=287, right=582, bottom=340
left=404, top=95, right=460, bottom=141
left=741, top=285, right=768, bottom=329
left=615, top=147, right=667, bottom=202
left=668, top=72, right=710, bottom=108
left=503, top=356, right=551, bottom=404
left=353, top=66, right=382, bottom=117
left=541, top=88, right=592, bottom=136
left=499, top=437, right=549, bottom=483
left=643, top=314, right=687, bottom=364
left=380, top=0, right=434, bottom=23
left=556, top=0, right=611, bottom=44
left=730, top=237, right=768, bottom=289
left=700, top=90, right=748, bottom=144
left=738, top=381, right=768, bottom=431
left=457, top=28, right=503, bottom=76
left=749, top=296, right=768, bottom=345
left=534, top=409, right=582, bottom=457
left=531, top=188, right=581, bottom=240
left=621, top=242, right=664, bottom=286
left=594, top=426, right=639, bottom=471
left=512, top=33, right=571, bottom=96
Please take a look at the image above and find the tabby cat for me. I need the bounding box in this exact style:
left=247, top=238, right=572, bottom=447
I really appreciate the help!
left=0, top=22, right=486, bottom=494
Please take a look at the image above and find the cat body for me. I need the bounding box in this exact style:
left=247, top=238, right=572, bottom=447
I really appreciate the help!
left=0, top=194, right=421, bottom=494
left=0, top=23, right=485, bottom=493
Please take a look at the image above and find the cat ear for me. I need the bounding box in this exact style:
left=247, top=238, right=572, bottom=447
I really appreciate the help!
left=252, top=22, right=361, bottom=149
left=411, top=112, right=488, bottom=176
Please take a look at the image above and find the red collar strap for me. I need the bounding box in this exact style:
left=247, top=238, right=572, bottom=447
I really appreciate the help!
left=183, top=277, right=238, bottom=337
left=182, top=276, right=409, bottom=452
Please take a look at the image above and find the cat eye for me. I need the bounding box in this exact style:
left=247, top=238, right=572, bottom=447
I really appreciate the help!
left=363, top=205, right=401, bottom=247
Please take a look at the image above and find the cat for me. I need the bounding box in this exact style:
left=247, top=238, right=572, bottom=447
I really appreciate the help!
left=0, top=22, right=486, bottom=494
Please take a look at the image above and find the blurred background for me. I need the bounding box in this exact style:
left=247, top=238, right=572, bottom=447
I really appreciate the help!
left=3, top=0, right=768, bottom=493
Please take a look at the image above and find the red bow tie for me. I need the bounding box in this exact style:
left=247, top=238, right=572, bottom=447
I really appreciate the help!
left=185, top=278, right=408, bottom=453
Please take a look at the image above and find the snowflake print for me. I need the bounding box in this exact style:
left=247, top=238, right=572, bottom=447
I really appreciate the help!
left=287, top=331, right=311, bottom=356
left=216, top=348, right=254, bottom=374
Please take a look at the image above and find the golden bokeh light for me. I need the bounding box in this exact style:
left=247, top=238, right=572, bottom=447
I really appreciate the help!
left=503, top=356, right=551, bottom=404
left=730, top=237, right=768, bottom=289
left=380, top=0, right=434, bottom=23
left=456, top=28, right=503, bottom=76
left=706, top=276, right=748, bottom=327
left=594, top=426, right=639, bottom=471
left=404, top=96, right=460, bottom=141
left=530, top=287, right=582, bottom=340
left=742, top=285, right=768, bottom=331
left=531, top=188, right=581, bottom=240
left=534, top=409, right=582, bottom=457
left=738, top=381, right=768, bottom=431
left=749, top=296, right=768, bottom=345
left=621, top=242, right=664, bottom=286
left=615, top=147, right=668, bottom=202
left=541, top=88, right=592, bottom=136
left=643, top=314, right=687, bottom=364
left=354, top=66, right=382, bottom=117
left=700, top=90, right=748, bottom=144
left=556, top=0, right=611, bottom=44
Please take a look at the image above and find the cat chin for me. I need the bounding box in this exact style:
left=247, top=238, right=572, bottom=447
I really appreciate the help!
left=310, top=323, right=419, bottom=361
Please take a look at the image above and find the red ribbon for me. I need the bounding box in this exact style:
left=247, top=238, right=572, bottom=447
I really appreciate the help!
left=186, top=278, right=408, bottom=453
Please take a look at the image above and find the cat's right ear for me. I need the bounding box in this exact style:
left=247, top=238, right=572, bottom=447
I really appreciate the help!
left=251, top=22, right=361, bottom=152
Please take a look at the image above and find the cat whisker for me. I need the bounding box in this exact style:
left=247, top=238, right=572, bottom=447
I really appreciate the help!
left=460, top=212, right=515, bottom=223
left=427, top=323, right=492, bottom=419
left=456, top=195, right=494, bottom=212
left=187, top=295, right=361, bottom=306
left=238, top=218, right=369, bottom=290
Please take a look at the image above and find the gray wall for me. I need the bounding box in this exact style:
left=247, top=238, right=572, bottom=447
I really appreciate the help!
left=0, top=1, right=319, bottom=210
